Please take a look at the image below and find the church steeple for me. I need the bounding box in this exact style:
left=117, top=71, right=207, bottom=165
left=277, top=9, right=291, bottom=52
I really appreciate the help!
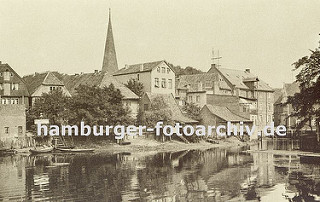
left=102, top=8, right=118, bottom=74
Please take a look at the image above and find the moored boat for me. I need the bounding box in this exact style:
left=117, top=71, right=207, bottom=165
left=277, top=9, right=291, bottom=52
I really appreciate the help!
left=29, top=147, right=53, bottom=154
left=55, top=148, right=94, bottom=153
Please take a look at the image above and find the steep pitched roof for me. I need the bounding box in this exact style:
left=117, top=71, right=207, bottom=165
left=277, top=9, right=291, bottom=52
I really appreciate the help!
left=144, top=92, right=198, bottom=123
left=57, top=72, right=139, bottom=100
left=204, top=104, right=251, bottom=122
left=210, top=67, right=273, bottom=92
left=177, top=73, right=224, bottom=92
left=274, top=82, right=300, bottom=105
left=23, top=72, right=64, bottom=95
left=102, top=9, right=118, bottom=74
left=0, top=63, right=30, bottom=96
left=273, top=88, right=283, bottom=104
left=113, top=60, right=166, bottom=76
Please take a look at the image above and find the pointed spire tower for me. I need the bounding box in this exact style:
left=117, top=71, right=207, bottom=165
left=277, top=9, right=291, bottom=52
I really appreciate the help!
left=102, top=9, right=118, bottom=74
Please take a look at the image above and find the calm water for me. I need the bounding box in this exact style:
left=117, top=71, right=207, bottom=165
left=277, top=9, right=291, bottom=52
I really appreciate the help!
left=1, top=139, right=320, bottom=201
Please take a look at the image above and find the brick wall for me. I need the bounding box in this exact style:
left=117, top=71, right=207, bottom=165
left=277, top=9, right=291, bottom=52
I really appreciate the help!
left=0, top=104, right=26, bottom=148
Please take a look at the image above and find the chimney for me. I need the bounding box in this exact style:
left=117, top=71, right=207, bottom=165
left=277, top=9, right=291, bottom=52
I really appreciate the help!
left=245, top=68, right=250, bottom=73
left=140, top=64, right=144, bottom=71
left=124, top=64, right=129, bottom=69
left=94, top=70, right=99, bottom=74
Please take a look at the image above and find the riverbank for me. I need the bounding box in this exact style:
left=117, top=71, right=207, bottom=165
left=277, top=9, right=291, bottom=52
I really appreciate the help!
left=74, top=137, right=257, bottom=155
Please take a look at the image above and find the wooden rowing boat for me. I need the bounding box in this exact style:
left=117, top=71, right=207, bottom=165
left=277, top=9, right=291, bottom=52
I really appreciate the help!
left=30, top=147, right=53, bottom=154
left=56, top=148, right=94, bottom=153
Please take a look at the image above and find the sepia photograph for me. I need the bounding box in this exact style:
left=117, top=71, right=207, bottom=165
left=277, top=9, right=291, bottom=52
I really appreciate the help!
left=0, top=0, right=320, bottom=201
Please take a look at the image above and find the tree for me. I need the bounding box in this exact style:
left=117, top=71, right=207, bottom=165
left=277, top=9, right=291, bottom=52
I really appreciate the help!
left=167, top=63, right=203, bottom=76
left=27, top=89, right=70, bottom=128
left=182, top=103, right=201, bottom=121
left=142, top=96, right=173, bottom=127
left=125, top=78, right=144, bottom=97
left=68, top=84, right=134, bottom=128
left=27, top=89, right=71, bottom=143
left=287, top=47, right=320, bottom=141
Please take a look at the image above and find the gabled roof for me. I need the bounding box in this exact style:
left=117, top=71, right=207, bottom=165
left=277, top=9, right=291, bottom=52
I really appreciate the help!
left=203, top=104, right=251, bottom=122
left=274, top=82, right=300, bottom=105
left=113, top=60, right=168, bottom=76
left=273, top=88, right=283, bottom=104
left=209, top=67, right=273, bottom=92
left=176, top=73, right=225, bottom=92
left=23, top=71, right=64, bottom=95
left=144, top=92, right=198, bottom=123
left=57, top=72, right=139, bottom=100
left=0, top=63, right=30, bottom=96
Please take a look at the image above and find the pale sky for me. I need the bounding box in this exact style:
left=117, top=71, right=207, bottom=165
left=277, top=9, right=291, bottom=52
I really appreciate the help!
left=0, top=0, right=319, bottom=88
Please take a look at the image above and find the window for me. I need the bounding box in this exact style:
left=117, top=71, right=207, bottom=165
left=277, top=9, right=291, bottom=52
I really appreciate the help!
left=0, top=73, right=2, bottom=77
left=259, top=115, right=263, bottom=123
left=196, top=95, right=200, bottom=102
left=268, top=103, right=272, bottom=111
left=154, top=78, right=159, bottom=87
left=50, top=86, right=56, bottom=91
left=188, top=96, right=192, bottom=102
left=161, top=78, right=166, bottom=88
left=10, top=98, right=19, bottom=104
left=137, top=74, right=140, bottom=81
left=144, top=104, right=149, bottom=111
left=10, top=72, right=13, bottom=77
left=1, top=98, right=10, bottom=105
left=0, top=84, right=3, bottom=90
left=168, top=79, right=172, bottom=89
left=157, top=67, right=160, bottom=72
left=11, top=83, right=19, bottom=90
left=167, top=68, right=171, bottom=74
left=162, top=67, right=166, bottom=73
left=125, top=101, right=131, bottom=107
left=268, top=93, right=271, bottom=99
left=4, top=127, right=9, bottom=134
left=205, top=81, right=211, bottom=87
left=260, top=92, right=264, bottom=98
left=18, top=126, right=23, bottom=135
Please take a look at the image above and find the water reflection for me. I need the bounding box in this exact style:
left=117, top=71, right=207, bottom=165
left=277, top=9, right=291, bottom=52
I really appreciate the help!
left=0, top=140, right=320, bottom=201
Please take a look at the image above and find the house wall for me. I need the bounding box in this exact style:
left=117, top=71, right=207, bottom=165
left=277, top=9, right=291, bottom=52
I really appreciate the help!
left=32, top=85, right=71, bottom=97
left=0, top=64, right=30, bottom=107
left=123, top=99, right=139, bottom=119
left=0, top=105, right=27, bottom=149
left=114, top=71, right=152, bottom=92
left=150, top=62, right=175, bottom=95
left=199, top=106, right=226, bottom=138
left=256, top=91, right=274, bottom=130
left=186, top=92, right=207, bottom=108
